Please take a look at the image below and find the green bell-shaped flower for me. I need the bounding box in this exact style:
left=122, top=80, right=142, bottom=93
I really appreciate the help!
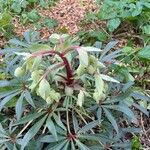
left=14, top=67, right=25, bottom=77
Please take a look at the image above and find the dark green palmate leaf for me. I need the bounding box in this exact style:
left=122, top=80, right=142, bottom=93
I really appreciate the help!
left=97, top=107, right=102, bottom=123
left=138, top=46, right=150, bottom=61
left=24, top=90, right=36, bottom=108
left=133, top=103, right=149, bottom=116
left=46, top=115, right=58, bottom=140
left=103, top=107, right=119, bottom=134
left=0, top=80, right=11, bottom=87
left=53, top=113, right=66, bottom=131
left=71, top=140, right=76, bottom=150
left=103, top=103, right=136, bottom=121
left=107, top=18, right=121, bottom=32
left=48, top=140, right=68, bottom=150
left=20, top=115, right=47, bottom=150
left=130, top=91, right=150, bottom=102
left=0, top=90, right=19, bottom=99
left=9, top=38, right=29, bottom=47
left=75, top=139, right=90, bottom=150
left=40, top=135, right=65, bottom=143
left=77, top=120, right=99, bottom=134
left=0, top=91, right=21, bottom=111
left=27, top=9, right=41, bottom=23
left=72, top=112, right=79, bottom=133
left=14, top=111, right=46, bottom=125
left=15, top=92, right=24, bottom=120
left=112, top=141, right=131, bottom=149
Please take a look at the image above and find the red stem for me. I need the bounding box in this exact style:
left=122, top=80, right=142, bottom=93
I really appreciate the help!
left=32, top=50, right=74, bottom=85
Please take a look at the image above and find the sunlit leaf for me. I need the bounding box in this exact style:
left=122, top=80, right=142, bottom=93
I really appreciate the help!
left=77, top=47, right=89, bottom=67
left=101, top=74, right=120, bottom=83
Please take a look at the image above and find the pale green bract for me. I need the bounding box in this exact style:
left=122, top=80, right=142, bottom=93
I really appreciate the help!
left=36, top=78, right=61, bottom=104
left=76, top=64, right=86, bottom=76
left=49, top=33, right=69, bottom=44
left=94, top=73, right=105, bottom=103
left=77, top=47, right=89, bottom=67
left=31, top=56, right=42, bottom=71
left=77, top=90, right=84, bottom=107
left=29, top=70, right=44, bottom=91
left=38, top=78, right=51, bottom=101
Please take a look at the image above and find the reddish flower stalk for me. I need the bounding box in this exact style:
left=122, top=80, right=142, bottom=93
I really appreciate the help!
left=31, top=50, right=74, bottom=85
left=67, top=133, right=77, bottom=140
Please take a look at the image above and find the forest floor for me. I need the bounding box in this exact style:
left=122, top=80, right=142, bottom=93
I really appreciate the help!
left=0, top=0, right=132, bottom=50
left=1, top=0, right=97, bottom=43
left=0, top=0, right=128, bottom=48
left=0, top=0, right=94, bottom=47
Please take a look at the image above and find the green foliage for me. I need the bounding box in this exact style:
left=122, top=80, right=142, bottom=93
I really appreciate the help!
left=35, top=17, right=58, bottom=29
left=132, top=136, right=141, bottom=150
left=0, top=11, right=13, bottom=38
left=21, top=9, right=41, bottom=24
left=107, top=18, right=121, bottom=32
left=39, top=0, right=57, bottom=8
left=77, top=30, right=109, bottom=45
left=97, top=0, right=150, bottom=33
left=138, top=45, right=150, bottom=61
left=1, top=0, right=57, bottom=14
left=27, top=9, right=40, bottom=22
left=0, top=31, right=149, bottom=149
left=11, top=0, right=29, bottom=13
left=0, top=0, right=58, bottom=39
left=112, top=44, right=150, bottom=112
left=43, top=17, right=58, bottom=28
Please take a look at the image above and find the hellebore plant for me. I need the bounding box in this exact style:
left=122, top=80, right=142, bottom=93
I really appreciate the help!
left=0, top=31, right=149, bottom=150
left=13, top=33, right=115, bottom=105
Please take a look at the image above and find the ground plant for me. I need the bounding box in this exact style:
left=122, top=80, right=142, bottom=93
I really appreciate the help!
left=0, top=0, right=58, bottom=39
left=96, top=0, right=150, bottom=33
left=0, top=31, right=149, bottom=150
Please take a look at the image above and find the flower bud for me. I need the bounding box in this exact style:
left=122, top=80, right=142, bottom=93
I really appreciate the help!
left=65, top=86, right=73, bottom=96
left=76, top=65, right=86, bottom=76
left=45, top=91, right=60, bottom=104
left=49, top=90, right=61, bottom=102
left=88, top=65, right=96, bottom=75
left=14, top=67, right=25, bottom=77
left=89, top=55, right=98, bottom=67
